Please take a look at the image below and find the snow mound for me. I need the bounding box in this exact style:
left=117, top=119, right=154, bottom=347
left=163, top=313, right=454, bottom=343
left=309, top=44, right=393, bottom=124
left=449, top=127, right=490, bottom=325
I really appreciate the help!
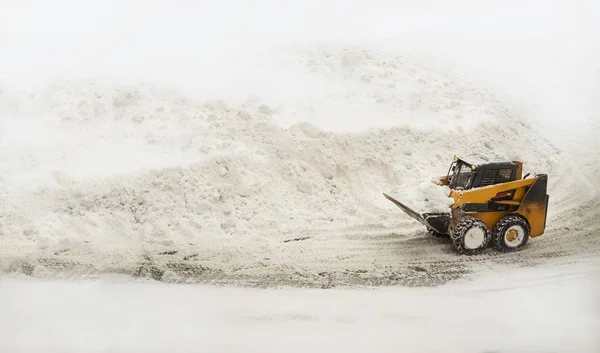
left=0, top=45, right=563, bottom=282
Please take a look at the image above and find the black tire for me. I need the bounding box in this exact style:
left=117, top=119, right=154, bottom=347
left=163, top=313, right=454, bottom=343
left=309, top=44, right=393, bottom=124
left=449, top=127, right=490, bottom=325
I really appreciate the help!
left=450, top=216, right=491, bottom=255
left=492, top=215, right=530, bottom=252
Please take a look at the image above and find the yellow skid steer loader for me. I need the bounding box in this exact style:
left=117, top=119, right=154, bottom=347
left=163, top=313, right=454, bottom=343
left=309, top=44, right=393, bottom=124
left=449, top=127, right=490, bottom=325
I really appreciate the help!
left=384, top=156, right=550, bottom=255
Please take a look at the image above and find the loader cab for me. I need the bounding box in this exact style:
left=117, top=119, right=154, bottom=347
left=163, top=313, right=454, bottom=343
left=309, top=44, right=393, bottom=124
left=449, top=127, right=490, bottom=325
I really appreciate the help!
left=447, top=157, right=519, bottom=190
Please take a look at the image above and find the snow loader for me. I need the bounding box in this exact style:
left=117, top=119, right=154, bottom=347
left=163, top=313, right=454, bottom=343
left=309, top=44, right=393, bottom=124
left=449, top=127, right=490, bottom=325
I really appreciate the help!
left=383, top=156, right=549, bottom=255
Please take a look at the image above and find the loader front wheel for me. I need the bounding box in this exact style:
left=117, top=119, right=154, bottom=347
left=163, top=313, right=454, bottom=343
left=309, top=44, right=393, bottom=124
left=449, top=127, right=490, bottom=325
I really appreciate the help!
left=450, top=216, right=491, bottom=255
left=492, top=215, right=530, bottom=252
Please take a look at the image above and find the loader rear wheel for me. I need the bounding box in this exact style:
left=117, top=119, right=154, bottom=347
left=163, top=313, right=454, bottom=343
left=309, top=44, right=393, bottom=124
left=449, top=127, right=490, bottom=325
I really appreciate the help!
left=450, top=216, right=491, bottom=255
left=492, top=215, right=530, bottom=252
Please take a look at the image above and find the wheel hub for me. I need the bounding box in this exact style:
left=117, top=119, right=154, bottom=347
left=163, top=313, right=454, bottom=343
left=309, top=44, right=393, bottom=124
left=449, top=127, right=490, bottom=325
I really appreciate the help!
left=464, top=227, right=485, bottom=249
left=504, top=225, right=524, bottom=247
left=506, top=229, right=518, bottom=242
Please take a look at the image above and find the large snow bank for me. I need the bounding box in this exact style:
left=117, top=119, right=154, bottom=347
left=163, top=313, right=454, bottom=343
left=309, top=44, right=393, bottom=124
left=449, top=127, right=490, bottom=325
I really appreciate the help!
left=0, top=46, right=559, bottom=270
left=1, top=0, right=598, bottom=286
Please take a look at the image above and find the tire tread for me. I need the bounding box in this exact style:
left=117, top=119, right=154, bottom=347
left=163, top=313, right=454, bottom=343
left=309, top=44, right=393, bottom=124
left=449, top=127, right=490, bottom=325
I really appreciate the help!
left=450, top=216, right=491, bottom=255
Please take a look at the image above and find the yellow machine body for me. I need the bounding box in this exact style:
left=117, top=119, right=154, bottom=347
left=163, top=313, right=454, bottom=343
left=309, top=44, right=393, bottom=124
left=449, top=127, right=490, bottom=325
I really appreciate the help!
left=383, top=156, right=550, bottom=254
left=448, top=173, right=549, bottom=238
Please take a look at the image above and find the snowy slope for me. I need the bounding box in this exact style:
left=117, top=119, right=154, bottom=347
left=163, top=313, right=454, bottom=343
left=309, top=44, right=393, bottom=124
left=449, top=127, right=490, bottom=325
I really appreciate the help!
left=0, top=44, right=577, bottom=287
left=1, top=0, right=599, bottom=288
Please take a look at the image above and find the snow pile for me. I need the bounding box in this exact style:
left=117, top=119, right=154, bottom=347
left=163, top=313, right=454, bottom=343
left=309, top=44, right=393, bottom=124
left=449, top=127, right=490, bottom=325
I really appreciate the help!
left=0, top=45, right=559, bottom=271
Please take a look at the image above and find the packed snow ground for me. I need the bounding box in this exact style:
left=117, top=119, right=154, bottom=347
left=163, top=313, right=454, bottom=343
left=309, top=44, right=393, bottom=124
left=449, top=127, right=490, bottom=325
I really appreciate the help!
left=2, top=258, right=599, bottom=353
left=1, top=0, right=600, bottom=352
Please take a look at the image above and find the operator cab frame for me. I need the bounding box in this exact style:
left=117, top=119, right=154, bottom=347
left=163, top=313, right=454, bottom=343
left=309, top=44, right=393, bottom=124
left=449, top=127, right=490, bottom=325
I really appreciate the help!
left=447, top=156, right=520, bottom=191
